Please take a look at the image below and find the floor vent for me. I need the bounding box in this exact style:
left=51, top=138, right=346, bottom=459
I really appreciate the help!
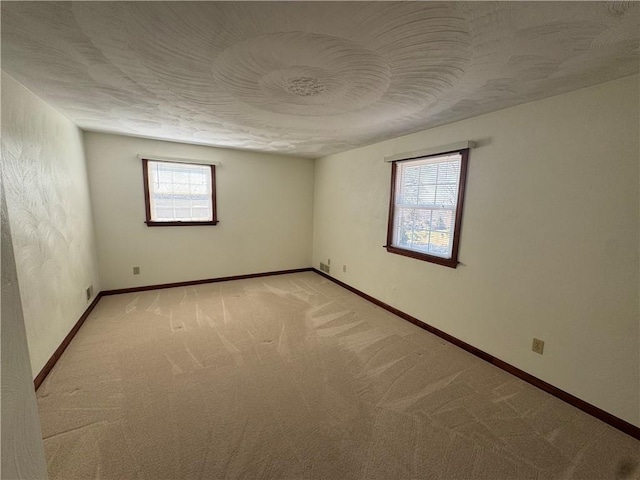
left=319, top=262, right=330, bottom=274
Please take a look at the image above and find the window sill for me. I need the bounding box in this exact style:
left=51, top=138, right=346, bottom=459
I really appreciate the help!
left=385, top=245, right=458, bottom=268
left=145, top=220, right=219, bottom=227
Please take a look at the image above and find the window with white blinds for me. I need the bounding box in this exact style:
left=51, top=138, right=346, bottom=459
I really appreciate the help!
left=386, top=149, right=469, bottom=267
left=142, top=159, right=218, bottom=226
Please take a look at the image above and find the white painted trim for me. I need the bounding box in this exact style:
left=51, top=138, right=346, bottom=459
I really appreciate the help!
left=384, top=141, right=475, bottom=163
left=137, top=154, right=221, bottom=166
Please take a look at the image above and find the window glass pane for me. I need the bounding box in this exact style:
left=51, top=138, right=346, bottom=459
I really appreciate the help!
left=429, top=232, right=451, bottom=256
left=191, top=184, right=207, bottom=195
left=411, top=209, right=432, bottom=250
left=156, top=209, right=174, bottom=219
left=438, top=161, right=460, bottom=182
left=404, top=165, right=420, bottom=185
left=175, top=208, right=191, bottom=218
left=395, top=208, right=414, bottom=249
left=401, top=185, right=418, bottom=205
left=157, top=170, right=172, bottom=184
left=417, top=185, right=436, bottom=205
left=432, top=210, right=454, bottom=234
left=419, top=164, right=438, bottom=184
left=435, top=184, right=458, bottom=206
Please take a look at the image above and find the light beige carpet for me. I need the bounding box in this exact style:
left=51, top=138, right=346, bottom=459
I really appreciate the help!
left=37, top=272, right=639, bottom=479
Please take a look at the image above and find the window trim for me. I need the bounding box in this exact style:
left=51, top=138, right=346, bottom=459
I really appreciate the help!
left=142, top=158, right=218, bottom=227
left=385, top=147, right=469, bottom=268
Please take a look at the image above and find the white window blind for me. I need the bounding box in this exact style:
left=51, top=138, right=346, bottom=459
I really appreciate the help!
left=391, top=153, right=462, bottom=259
left=147, top=160, right=213, bottom=222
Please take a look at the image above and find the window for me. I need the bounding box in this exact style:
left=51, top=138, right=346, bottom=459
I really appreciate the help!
left=142, top=159, right=218, bottom=226
left=386, top=148, right=469, bottom=268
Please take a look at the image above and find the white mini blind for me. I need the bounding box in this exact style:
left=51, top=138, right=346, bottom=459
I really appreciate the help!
left=147, top=161, right=213, bottom=222
left=392, top=153, right=462, bottom=259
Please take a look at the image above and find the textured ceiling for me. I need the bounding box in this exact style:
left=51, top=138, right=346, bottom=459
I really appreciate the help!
left=2, top=2, right=639, bottom=158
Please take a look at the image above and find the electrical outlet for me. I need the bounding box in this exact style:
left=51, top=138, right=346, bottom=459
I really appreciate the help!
left=85, top=285, right=93, bottom=301
left=343, top=265, right=347, bottom=273
left=327, top=258, right=331, bottom=266
left=133, top=266, right=140, bottom=275
left=532, top=338, right=545, bottom=355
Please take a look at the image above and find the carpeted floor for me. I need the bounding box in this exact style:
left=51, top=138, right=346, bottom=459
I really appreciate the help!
left=37, top=272, right=639, bottom=479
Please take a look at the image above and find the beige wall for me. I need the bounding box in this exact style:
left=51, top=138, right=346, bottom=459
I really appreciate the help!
left=312, top=75, right=640, bottom=426
left=1, top=72, right=101, bottom=377
left=84, top=132, right=314, bottom=290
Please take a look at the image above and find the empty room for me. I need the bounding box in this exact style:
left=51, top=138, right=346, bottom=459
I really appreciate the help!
left=1, top=2, right=639, bottom=479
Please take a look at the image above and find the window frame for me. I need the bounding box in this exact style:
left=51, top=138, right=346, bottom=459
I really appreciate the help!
left=385, top=148, right=469, bottom=268
left=142, top=158, right=218, bottom=227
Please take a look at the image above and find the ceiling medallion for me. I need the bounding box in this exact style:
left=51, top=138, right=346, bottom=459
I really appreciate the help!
left=285, top=77, right=327, bottom=97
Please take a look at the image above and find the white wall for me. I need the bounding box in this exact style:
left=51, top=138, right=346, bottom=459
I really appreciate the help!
left=1, top=72, right=101, bottom=377
left=1, top=185, right=49, bottom=480
left=312, top=75, right=640, bottom=427
left=84, top=132, right=314, bottom=290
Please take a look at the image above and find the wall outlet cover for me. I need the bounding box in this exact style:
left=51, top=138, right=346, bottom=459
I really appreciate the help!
left=532, top=338, right=545, bottom=355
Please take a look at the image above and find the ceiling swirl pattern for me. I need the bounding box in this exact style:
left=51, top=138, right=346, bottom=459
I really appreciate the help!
left=212, top=32, right=394, bottom=117
left=2, top=2, right=638, bottom=157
